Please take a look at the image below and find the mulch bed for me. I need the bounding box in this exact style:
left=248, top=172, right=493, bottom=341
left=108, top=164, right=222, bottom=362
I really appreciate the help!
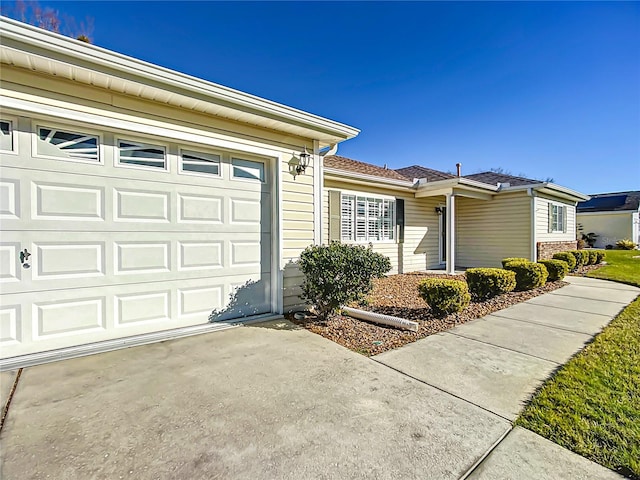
left=290, top=271, right=580, bottom=356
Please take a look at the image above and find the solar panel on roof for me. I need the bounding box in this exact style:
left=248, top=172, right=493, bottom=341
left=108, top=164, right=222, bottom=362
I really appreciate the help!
left=580, top=195, right=627, bottom=210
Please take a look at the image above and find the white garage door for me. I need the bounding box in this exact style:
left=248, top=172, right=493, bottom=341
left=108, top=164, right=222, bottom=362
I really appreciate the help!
left=0, top=118, right=273, bottom=360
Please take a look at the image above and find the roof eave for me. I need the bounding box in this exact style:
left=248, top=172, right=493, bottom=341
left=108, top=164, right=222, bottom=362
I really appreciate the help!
left=416, top=177, right=500, bottom=193
left=501, top=183, right=589, bottom=201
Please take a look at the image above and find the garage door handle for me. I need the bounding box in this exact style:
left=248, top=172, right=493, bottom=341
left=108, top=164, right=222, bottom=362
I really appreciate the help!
left=20, top=248, right=31, bottom=268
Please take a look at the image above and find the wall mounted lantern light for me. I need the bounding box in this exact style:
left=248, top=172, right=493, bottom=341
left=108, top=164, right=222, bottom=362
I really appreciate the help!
left=296, top=146, right=311, bottom=175
left=435, top=206, right=444, bottom=215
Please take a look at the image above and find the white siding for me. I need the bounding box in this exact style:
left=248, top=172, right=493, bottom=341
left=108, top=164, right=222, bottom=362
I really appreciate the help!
left=323, top=180, right=443, bottom=274
left=576, top=211, right=635, bottom=249
left=535, top=195, right=577, bottom=242
left=456, top=193, right=532, bottom=268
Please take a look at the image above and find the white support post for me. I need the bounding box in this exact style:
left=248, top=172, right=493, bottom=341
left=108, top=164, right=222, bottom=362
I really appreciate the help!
left=446, top=193, right=456, bottom=274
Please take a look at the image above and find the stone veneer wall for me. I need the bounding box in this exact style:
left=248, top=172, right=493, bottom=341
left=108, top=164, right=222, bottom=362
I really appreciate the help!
left=537, top=241, right=578, bottom=260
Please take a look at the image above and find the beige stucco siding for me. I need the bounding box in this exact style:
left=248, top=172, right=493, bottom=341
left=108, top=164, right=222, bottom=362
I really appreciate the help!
left=456, top=193, right=532, bottom=267
left=576, top=211, right=637, bottom=248
left=323, top=179, right=442, bottom=273
left=1, top=66, right=317, bottom=313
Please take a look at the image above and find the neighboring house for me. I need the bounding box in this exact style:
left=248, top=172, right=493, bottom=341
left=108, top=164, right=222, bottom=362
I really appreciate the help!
left=0, top=18, right=358, bottom=366
left=577, top=191, right=640, bottom=248
left=323, top=156, right=589, bottom=273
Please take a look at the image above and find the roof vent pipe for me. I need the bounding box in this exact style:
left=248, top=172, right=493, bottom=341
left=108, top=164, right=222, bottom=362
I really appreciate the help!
left=456, top=163, right=462, bottom=177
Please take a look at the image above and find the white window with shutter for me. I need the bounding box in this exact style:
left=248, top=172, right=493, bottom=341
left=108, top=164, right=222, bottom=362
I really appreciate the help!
left=340, top=193, right=395, bottom=242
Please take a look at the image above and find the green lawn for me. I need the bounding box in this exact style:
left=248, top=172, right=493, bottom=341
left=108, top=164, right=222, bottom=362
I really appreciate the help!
left=517, top=249, right=640, bottom=478
left=587, top=249, right=640, bottom=287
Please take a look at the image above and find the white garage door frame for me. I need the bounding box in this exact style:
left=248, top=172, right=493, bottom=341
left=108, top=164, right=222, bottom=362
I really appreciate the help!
left=0, top=100, right=286, bottom=370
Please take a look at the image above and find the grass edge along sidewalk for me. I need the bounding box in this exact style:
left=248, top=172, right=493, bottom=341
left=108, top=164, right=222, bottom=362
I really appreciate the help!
left=517, top=250, right=640, bottom=479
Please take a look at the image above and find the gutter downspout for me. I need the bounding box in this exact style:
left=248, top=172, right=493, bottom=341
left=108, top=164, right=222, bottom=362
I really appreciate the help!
left=313, top=139, right=322, bottom=245
left=527, top=188, right=537, bottom=261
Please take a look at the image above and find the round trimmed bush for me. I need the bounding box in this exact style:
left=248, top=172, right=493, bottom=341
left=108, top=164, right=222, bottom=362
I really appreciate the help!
left=503, top=261, right=548, bottom=291
left=418, top=278, right=470, bottom=316
left=595, top=251, right=606, bottom=264
left=501, top=257, right=529, bottom=268
left=587, top=250, right=598, bottom=265
left=538, top=259, right=568, bottom=281
left=569, top=250, right=585, bottom=269
left=299, top=242, right=391, bottom=320
left=580, top=250, right=590, bottom=265
left=552, top=251, right=577, bottom=271
left=466, top=268, right=516, bottom=301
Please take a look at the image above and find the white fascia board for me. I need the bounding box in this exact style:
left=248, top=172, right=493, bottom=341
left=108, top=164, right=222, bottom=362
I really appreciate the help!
left=416, top=177, right=499, bottom=193
left=503, top=183, right=590, bottom=202
left=324, top=167, right=415, bottom=189
left=0, top=17, right=360, bottom=142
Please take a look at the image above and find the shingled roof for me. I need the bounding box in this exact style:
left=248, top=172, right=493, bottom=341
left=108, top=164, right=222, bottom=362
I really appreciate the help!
left=324, top=155, right=412, bottom=182
left=577, top=191, right=640, bottom=213
left=463, top=171, right=542, bottom=187
left=395, top=165, right=455, bottom=182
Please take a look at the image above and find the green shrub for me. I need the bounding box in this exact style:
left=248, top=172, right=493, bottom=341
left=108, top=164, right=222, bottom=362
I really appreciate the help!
left=580, top=250, right=590, bottom=265
left=595, top=251, right=606, bottom=264
left=299, top=242, right=391, bottom=320
left=538, top=259, right=569, bottom=281
left=504, top=261, right=549, bottom=291
left=466, top=268, right=516, bottom=301
left=418, top=278, right=470, bottom=316
left=616, top=239, right=637, bottom=250
left=552, top=252, right=577, bottom=271
left=587, top=250, right=598, bottom=265
left=569, top=250, right=585, bottom=269
left=501, top=257, right=529, bottom=268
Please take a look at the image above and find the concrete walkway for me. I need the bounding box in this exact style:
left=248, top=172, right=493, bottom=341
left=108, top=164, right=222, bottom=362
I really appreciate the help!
left=1, top=277, right=636, bottom=479
left=375, top=276, right=638, bottom=478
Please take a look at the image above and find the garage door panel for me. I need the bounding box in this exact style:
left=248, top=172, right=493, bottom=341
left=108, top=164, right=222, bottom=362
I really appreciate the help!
left=0, top=242, right=22, bottom=283
left=0, top=177, right=20, bottom=220
left=34, top=242, right=105, bottom=279
left=115, top=188, right=170, bottom=223
left=0, top=305, right=22, bottom=347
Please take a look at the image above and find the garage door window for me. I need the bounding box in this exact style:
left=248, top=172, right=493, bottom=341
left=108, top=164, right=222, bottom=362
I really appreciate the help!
left=37, top=127, right=99, bottom=162
left=118, top=140, right=166, bottom=170
left=0, top=120, right=13, bottom=152
left=180, top=150, right=221, bottom=177
left=232, top=158, right=264, bottom=182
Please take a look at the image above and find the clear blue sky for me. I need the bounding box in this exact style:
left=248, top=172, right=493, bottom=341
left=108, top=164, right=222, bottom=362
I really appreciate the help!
left=8, top=1, right=640, bottom=194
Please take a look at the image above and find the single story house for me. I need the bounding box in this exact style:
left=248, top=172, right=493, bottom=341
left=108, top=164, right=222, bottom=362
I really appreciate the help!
left=0, top=18, right=589, bottom=368
left=0, top=18, right=358, bottom=366
left=577, top=191, right=640, bottom=248
left=322, top=156, right=589, bottom=273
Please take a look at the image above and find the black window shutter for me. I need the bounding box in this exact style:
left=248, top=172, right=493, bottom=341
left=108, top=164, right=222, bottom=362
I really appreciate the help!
left=396, top=199, right=405, bottom=243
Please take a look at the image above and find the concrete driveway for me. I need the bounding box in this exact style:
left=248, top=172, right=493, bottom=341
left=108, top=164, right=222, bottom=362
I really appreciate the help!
left=1, top=276, right=634, bottom=479
left=1, top=321, right=510, bottom=480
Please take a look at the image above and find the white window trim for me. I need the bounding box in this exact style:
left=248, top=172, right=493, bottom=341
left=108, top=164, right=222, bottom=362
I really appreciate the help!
left=550, top=203, right=567, bottom=233
left=178, top=147, right=223, bottom=179
left=340, top=191, right=396, bottom=244
left=116, top=137, right=168, bottom=172
left=0, top=115, right=18, bottom=155
left=32, top=121, right=103, bottom=165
